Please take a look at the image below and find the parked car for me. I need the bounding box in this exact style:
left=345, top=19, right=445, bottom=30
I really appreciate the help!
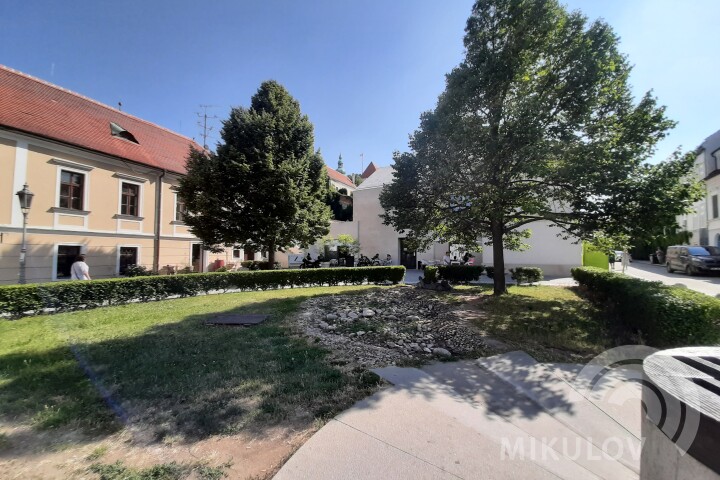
left=666, top=245, right=720, bottom=275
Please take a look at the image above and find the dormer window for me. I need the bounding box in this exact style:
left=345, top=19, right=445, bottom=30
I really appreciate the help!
left=713, top=149, right=720, bottom=173
left=110, top=122, right=139, bottom=144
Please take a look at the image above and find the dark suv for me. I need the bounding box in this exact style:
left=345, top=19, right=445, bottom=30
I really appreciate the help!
left=666, top=245, right=720, bottom=275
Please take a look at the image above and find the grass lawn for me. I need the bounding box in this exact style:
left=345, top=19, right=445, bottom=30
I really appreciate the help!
left=0, top=285, right=383, bottom=441
left=454, top=285, right=611, bottom=362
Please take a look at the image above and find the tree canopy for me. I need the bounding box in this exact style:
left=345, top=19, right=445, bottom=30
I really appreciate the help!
left=380, top=0, right=701, bottom=294
left=178, top=81, right=331, bottom=263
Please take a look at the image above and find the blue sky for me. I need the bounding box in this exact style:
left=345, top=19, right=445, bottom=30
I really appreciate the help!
left=1, top=0, right=718, bottom=175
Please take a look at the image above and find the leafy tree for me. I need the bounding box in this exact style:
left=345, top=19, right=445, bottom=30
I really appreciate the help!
left=178, top=81, right=331, bottom=264
left=380, top=0, right=700, bottom=295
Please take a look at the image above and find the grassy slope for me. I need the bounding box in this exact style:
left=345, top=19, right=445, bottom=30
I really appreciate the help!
left=457, top=285, right=610, bottom=361
left=0, top=286, right=380, bottom=439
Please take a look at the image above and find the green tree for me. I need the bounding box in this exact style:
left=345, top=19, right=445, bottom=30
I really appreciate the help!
left=380, top=0, right=700, bottom=295
left=178, top=81, right=332, bottom=264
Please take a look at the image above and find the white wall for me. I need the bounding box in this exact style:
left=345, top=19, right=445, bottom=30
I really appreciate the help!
left=353, top=183, right=578, bottom=274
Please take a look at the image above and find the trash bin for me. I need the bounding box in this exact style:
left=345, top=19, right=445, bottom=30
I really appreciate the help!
left=345, top=256, right=354, bottom=268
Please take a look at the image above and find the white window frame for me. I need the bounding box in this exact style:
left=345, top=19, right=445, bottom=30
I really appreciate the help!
left=53, top=161, right=92, bottom=231
left=52, top=243, right=86, bottom=281
left=173, top=192, right=186, bottom=224
left=116, top=245, right=142, bottom=276
left=117, top=178, right=145, bottom=218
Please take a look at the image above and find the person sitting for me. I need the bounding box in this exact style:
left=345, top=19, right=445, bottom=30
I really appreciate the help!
left=443, top=251, right=452, bottom=265
left=385, top=254, right=392, bottom=265
left=462, top=252, right=475, bottom=265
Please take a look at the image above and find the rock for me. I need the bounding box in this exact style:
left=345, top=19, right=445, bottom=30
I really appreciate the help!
left=423, top=347, right=432, bottom=354
left=357, top=331, right=366, bottom=336
left=362, top=309, right=375, bottom=317
left=318, top=320, right=330, bottom=330
left=407, top=315, right=420, bottom=322
left=326, top=313, right=338, bottom=321
left=386, top=315, right=398, bottom=321
left=348, top=312, right=359, bottom=320
left=432, top=347, right=452, bottom=358
left=481, top=337, right=509, bottom=350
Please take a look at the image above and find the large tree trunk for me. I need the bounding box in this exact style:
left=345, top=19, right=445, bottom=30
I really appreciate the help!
left=491, top=221, right=507, bottom=296
left=267, top=244, right=275, bottom=267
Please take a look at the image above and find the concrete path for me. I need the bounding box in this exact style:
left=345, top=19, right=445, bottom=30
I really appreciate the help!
left=274, top=353, right=640, bottom=479
left=624, top=261, right=720, bottom=297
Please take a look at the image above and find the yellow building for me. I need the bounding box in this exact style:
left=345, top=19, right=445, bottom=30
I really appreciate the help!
left=0, top=65, right=265, bottom=284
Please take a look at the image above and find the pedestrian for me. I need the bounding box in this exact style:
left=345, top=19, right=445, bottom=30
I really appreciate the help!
left=608, top=251, right=615, bottom=270
left=622, top=248, right=630, bottom=273
left=71, top=254, right=91, bottom=280
left=443, top=251, right=452, bottom=265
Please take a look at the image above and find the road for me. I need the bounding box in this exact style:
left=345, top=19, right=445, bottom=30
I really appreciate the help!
left=624, top=261, right=720, bottom=297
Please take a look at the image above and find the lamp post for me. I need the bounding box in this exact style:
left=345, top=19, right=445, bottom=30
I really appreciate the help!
left=16, top=183, right=34, bottom=284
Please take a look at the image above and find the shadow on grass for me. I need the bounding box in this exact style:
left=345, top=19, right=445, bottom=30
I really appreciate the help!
left=0, top=288, right=384, bottom=455
left=471, top=286, right=611, bottom=358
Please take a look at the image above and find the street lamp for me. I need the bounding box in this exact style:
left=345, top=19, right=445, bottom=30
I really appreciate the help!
left=16, top=183, right=34, bottom=284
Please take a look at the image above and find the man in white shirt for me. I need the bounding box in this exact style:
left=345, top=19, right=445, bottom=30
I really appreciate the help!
left=70, top=254, right=91, bottom=280
left=443, top=251, right=452, bottom=265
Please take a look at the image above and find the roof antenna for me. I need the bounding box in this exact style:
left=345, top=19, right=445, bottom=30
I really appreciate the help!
left=118, top=101, right=122, bottom=111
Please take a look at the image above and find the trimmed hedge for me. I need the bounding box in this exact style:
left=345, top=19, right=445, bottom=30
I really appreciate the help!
left=0, top=266, right=406, bottom=318
left=510, top=267, right=544, bottom=285
left=571, top=267, right=720, bottom=347
left=423, top=266, right=439, bottom=283
left=437, top=265, right=484, bottom=284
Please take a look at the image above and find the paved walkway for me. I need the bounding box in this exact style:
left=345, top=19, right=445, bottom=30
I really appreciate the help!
left=274, top=353, right=641, bottom=479
left=624, top=261, right=720, bottom=297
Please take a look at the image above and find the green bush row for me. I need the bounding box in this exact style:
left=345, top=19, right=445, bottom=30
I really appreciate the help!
left=0, top=266, right=406, bottom=318
left=510, top=267, right=544, bottom=285
left=571, top=267, right=720, bottom=346
left=437, top=265, right=485, bottom=284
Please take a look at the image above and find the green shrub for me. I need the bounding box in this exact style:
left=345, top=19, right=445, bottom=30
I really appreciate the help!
left=124, top=265, right=154, bottom=277
left=0, top=267, right=406, bottom=318
left=485, top=266, right=495, bottom=278
left=571, top=266, right=720, bottom=347
left=437, top=265, right=484, bottom=284
left=510, top=267, right=544, bottom=285
left=240, top=260, right=281, bottom=270
left=423, top=266, right=438, bottom=283
left=214, top=266, right=228, bottom=273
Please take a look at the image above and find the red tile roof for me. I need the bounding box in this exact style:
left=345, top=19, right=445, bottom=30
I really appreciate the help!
left=0, top=65, right=202, bottom=174
left=361, top=161, right=378, bottom=179
left=325, top=165, right=355, bottom=188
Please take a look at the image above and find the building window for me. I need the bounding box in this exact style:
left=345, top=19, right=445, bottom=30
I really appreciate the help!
left=233, top=249, right=241, bottom=259
left=56, top=245, right=81, bottom=279
left=60, top=170, right=85, bottom=210
left=175, top=196, right=187, bottom=222
left=244, top=250, right=255, bottom=261
left=713, top=149, right=720, bottom=173
left=713, top=195, right=718, bottom=219
left=121, top=182, right=140, bottom=216
left=119, top=247, right=138, bottom=275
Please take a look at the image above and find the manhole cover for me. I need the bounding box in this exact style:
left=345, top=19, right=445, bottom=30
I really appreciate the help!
left=205, top=314, right=269, bottom=326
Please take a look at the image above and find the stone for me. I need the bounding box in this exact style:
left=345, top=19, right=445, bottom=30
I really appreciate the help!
left=318, top=320, right=330, bottom=330
left=386, top=315, right=398, bottom=321
left=432, top=347, right=452, bottom=358
left=326, top=313, right=338, bottom=321
left=356, top=331, right=366, bottom=336
left=407, top=315, right=420, bottom=322
left=348, top=312, right=359, bottom=320
left=423, top=347, right=432, bottom=354
left=362, top=309, right=375, bottom=317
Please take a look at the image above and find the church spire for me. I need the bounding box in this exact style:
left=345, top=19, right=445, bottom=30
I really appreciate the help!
left=337, top=154, right=345, bottom=174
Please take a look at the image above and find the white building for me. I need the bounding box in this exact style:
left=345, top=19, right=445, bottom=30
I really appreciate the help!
left=677, top=129, right=720, bottom=246
left=330, top=167, right=582, bottom=276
